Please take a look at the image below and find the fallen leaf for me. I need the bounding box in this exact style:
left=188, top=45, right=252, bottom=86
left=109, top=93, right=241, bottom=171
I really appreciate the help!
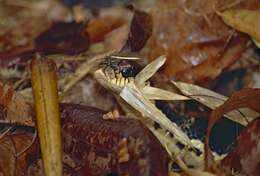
left=0, top=132, right=36, bottom=176
left=149, top=0, right=257, bottom=83
left=35, top=21, right=89, bottom=55
left=135, top=55, right=166, bottom=87
left=0, top=82, right=34, bottom=126
left=86, top=16, right=125, bottom=43
left=61, top=103, right=169, bottom=176
left=122, top=9, right=153, bottom=52
left=219, top=9, right=260, bottom=43
left=204, top=88, right=260, bottom=171
left=175, top=35, right=249, bottom=83
left=141, top=86, right=190, bottom=101
left=221, top=118, right=260, bottom=176
left=172, top=81, right=260, bottom=126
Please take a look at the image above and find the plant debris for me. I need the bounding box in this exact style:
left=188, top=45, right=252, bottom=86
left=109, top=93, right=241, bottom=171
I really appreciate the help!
left=0, top=0, right=259, bottom=175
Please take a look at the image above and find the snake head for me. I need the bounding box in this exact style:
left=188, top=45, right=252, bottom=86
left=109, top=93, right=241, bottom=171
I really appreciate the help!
left=94, top=56, right=140, bottom=93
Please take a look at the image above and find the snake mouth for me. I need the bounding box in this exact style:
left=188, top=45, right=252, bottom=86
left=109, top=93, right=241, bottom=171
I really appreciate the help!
left=94, top=57, right=139, bottom=93
left=94, top=68, right=134, bottom=93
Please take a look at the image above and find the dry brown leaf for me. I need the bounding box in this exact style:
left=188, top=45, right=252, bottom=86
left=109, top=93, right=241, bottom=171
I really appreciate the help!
left=204, top=88, right=260, bottom=171
left=219, top=9, right=260, bottom=43
left=0, top=132, right=36, bottom=176
left=31, top=57, right=62, bottom=176
left=149, top=0, right=257, bottom=83
left=0, top=82, right=33, bottom=126
left=0, top=136, right=16, bottom=176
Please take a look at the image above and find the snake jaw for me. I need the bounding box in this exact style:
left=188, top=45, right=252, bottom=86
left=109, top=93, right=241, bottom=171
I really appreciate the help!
left=94, top=68, right=134, bottom=93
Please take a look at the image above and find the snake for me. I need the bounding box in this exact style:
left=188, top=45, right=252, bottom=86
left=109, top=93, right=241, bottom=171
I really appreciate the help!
left=94, top=56, right=244, bottom=157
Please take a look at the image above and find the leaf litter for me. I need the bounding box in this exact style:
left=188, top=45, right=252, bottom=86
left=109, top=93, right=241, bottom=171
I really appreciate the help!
left=0, top=0, right=259, bottom=175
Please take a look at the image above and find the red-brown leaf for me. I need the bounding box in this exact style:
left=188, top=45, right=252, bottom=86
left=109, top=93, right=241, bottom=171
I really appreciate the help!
left=0, top=82, right=34, bottom=126
left=0, top=133, right=36, bottom=176
left=205, top=88, right=260, bottom=171
left=221, top=118, right=260, bottom=176
left=21, top=104, right=169, bottom=176
left=35, top=21, right=89, bottom=55
left=149, top=0, right=259, bottom=83
left=86, top=16, right=125, bottom=43
left=122, top=9, right=153, bottom=52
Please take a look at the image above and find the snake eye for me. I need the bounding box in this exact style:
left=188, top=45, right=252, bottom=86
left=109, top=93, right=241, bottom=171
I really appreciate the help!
left=121, top=67, right=135, bottom=77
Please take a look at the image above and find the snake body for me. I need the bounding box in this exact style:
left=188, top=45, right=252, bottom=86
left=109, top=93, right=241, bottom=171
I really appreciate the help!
left=96, top=57, right=243, bottom=156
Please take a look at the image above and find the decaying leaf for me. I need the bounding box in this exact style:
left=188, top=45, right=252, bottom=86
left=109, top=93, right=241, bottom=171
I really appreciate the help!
left=31, top=57, right=62, bottom=176
left=221, top=118, right=260, bottom=176
left=174, top=35, right=249, bottom=83
left=172, top=81, right=260, bottom=126
left=219, top=9, right=260, bottom=43
left=0, top=132, right=36, bottom=176
left=0, top=82, right=33, bottom=126
left=61, top=104, right=169, bottom=176
left=149, top=0, right=257, bottom=83
left=204, top=88, right=260, bottom=171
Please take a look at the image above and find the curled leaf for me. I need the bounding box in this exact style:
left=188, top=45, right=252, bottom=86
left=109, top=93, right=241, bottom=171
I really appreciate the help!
left=221, top=118, right=260, bottom=176
left=205, top=88, right=260, bottom=171
left=31, top=57, right=62, bottom=176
